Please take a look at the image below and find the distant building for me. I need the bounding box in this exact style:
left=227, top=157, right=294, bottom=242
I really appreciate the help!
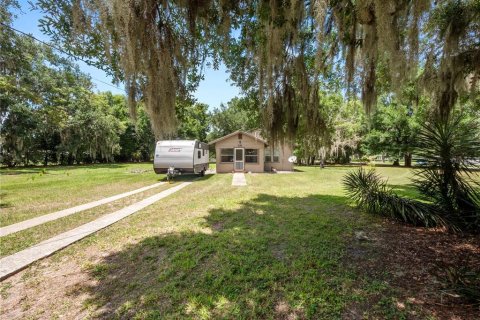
left=209, top=130, right=294, bottom=173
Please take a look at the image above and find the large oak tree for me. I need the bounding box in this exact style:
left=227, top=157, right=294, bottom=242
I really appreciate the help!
left=31, top=0, right=480, bottom=141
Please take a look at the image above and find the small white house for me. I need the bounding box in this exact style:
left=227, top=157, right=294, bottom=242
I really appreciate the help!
left=209, top=130, right=294, bottom=173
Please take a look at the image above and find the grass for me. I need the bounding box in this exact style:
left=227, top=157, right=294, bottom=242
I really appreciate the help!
left=0, top=163, right=164, bottom=226
left=1, top=165, right=427, bottom=319
left=0, top=181, right=175, bottom=257
left=74, top=168, right=365, bottom=318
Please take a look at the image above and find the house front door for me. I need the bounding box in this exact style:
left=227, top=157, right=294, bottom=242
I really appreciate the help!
left=234, top=148, right=244, bottom=171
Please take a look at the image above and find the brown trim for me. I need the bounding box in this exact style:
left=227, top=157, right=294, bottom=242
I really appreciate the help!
left=208, top=130, right=267, bottom=145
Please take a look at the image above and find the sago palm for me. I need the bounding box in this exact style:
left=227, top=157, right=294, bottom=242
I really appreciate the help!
left=413, top=114, right=480, bottom=231
left=344, top=113, right=480, bottom=232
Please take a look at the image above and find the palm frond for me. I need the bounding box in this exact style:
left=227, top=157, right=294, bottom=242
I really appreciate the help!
left=343, top=168, right=448, bottom=228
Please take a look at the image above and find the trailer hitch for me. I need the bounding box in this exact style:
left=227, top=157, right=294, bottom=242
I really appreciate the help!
left=166, top=166, right=181, bottom=183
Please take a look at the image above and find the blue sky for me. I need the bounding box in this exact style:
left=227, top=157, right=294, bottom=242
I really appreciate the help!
left=12, top=1, right=240, bottom=111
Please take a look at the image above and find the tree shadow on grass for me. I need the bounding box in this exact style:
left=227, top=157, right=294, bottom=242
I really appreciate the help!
left=78, top=193, right=372, bottom=319
left=0, top=191, right=11, bottom=209
left=0, top=202, right=11, bottom=209
left=0, top=170, right=41, bottom=175
left=0, top=164, right=132, bottom=175
left=158, top=173, right=216, bottom=183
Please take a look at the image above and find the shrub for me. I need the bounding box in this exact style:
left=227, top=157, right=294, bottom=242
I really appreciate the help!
left=343, top=168, right=447, bottom=228
left=344, top=114, right=480, bottom=232
left=413, top=115, right=480, bottom=231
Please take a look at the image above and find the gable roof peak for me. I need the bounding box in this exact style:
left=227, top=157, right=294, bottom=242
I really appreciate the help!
left=208, top=130, right=267, bottom=145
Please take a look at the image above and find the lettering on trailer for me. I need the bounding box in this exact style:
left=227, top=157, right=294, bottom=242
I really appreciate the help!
left=168, top=148, right=182, bottom=152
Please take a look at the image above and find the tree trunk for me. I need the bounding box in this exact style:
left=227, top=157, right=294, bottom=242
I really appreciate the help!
left=404, top=153, right=412, bottom=167
left=68, top=154, right=75, bottom=165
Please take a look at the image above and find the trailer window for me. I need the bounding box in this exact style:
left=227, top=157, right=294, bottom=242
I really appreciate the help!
left=220, top=148, right=234, bottom=162
left=198, top=150, right=201, bottom=159
left=245, top=149, right=258, bottom=163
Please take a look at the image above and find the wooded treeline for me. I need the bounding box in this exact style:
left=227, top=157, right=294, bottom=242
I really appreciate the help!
left=0, top=23, right=153, bottom=166
left=0, top=20, right=212, bottom=166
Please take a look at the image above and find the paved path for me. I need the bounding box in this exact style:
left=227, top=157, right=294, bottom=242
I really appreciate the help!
left=0, top=182, right=191, bottom=281
left=232, top=172, right=247, bottom=186
left=0, top=182, right=166, bottom=237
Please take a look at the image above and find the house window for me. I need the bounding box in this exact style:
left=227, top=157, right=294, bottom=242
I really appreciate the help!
left=245, top=149, right=258, bottom=163
left=198, top=150, right=201, bottom=159
left=220, top=148, right=234, bottom=162
left=265, top=147, right=280, bottom=162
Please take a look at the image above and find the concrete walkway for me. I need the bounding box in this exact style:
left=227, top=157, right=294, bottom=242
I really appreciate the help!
left=232, top=172, right=247, bottom=186
left=0, top=182, right=191, bottom=281
left=0, top=182, right=166, bottom=237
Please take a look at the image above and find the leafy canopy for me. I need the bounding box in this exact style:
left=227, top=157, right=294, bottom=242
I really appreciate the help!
left=34, top=0, right=480, bottom=139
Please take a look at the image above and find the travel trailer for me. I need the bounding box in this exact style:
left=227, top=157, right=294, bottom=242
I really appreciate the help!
left=153, top=140, right=209, bottom=176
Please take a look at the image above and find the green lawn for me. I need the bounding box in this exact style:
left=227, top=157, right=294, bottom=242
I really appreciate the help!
left=0, top=181, right=176, bottom=257
left=1, top=165, right=431, bottom=319
left=0, top=163, right=164, bottom=226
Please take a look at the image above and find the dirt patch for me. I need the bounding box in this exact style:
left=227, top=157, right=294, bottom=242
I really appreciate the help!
left=274, top=299, right=305, bottom=320
left=271, top=242, right=287, bottom=262
left=211, top=221, right=224, bottom=231
left=0, top=259, right=92, bottom=319
left=342, top=220, right=480, bottom=319
left=128, top=169, right=150, bottom=174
